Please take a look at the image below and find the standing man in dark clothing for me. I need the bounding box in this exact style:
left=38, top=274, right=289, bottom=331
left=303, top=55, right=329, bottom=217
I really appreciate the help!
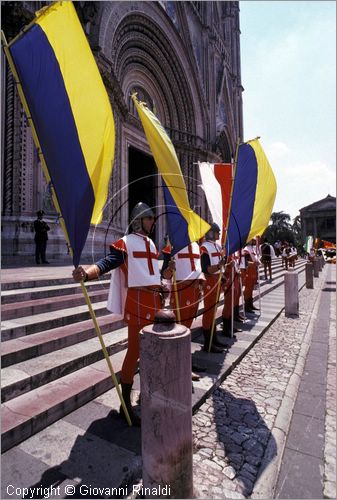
left=260, top=238, right=275, bottom=280
left=34, top=210, right=50, bottom=264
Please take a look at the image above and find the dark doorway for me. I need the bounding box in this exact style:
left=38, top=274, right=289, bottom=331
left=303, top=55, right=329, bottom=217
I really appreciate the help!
left=128, top=146, right=157, bottom=238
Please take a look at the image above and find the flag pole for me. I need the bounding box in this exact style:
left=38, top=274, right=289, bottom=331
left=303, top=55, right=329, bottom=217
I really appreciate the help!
left=172, top=269, right=181, bottom=323
left=230, top=263, right=234, bottom=338
left=1, top=30, right=132, bottom=426
left=208, top=137, right=240, bottom=351
left=239, top=269, right=246, bottom=321
left=256, top=236, right=262, bottom=314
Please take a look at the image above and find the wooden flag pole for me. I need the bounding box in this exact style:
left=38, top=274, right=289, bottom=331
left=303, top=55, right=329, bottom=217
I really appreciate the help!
left=239, top=270, right=246, bottom=321
left=1, top=30, right=131, bottom=426
left=208, top=137, right=240, bottom=351
left=208, top=265, right=224, bottom=352
left=230, top=263, right=234, bottom=338
left=172, top=269, right=182, bottom=323
left=256, top=236, right=262, bottom=314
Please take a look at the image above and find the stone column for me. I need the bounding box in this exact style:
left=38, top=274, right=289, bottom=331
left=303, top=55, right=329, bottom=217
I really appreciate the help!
left=305, top=262, right=314, bottom=289
left=140, top=310, right=193, bottom=499
left=313, top=259, right=320, bottom=277
left=284, top=271, right=299, bottom=317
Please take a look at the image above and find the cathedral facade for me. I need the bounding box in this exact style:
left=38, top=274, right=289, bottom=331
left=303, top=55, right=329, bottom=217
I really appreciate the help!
left=1, top=1, right=243, bottom=263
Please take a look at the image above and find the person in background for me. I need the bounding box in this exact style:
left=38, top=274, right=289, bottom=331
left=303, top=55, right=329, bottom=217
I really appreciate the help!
left=34, top=210, right=50, bottom=264
left=260, top=238, right=275, bottom=280
left=281, top=242, right=290, bottom=269
left=288, top=245, right=298, bottom=268
left=274, top=240, right=282, bottom=257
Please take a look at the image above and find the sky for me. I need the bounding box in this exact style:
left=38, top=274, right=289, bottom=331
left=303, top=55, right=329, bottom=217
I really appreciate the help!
left=239, top=1, right=336, bottom=221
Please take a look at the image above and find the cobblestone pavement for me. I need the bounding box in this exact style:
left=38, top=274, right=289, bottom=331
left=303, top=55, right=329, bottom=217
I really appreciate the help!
left=192, top=267, right=334, bottom=499
left=323, top=280, right=336, bottom=499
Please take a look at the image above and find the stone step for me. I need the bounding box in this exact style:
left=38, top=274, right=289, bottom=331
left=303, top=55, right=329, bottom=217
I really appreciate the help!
left=1, top=271, right=111, bottom=291
left=1, top=349, right=126, bottom=453
left=1, top=276, right=89, bottom=291
left=1, top=327, right=128, bottom=403
left=1, top=288, right=109, bottom=321
left=1, top=300, right=110, bottom=341
left=1, top=279, right=110, bottom=304
left=1, top=314, right=123, bottom=367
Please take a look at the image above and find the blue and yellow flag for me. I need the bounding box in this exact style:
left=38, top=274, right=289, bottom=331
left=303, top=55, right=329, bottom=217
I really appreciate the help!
left=132, top=95, right=210, bottom=253
left=8, top=1, right=115, bottom=266
left=226, top=139, right=277, bottom=254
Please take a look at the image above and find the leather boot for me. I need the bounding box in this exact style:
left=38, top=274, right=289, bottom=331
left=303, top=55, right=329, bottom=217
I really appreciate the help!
left=245, top=298, right=255, bottom=313
left=203, top=330, right=224, bottom=353
left=245, top=298, right=260, bottom=312
left=119, top=382, right=141, bottom=426
left=222, top=317, right=239, bottom=338
left=250, top=299, right=260, bottom=311
left=222, top=317, right=231, bottom=336
left=233, top=305, right=245, bottom=323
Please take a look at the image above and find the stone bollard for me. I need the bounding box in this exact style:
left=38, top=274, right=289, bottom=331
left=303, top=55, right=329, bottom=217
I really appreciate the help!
left=313, top=258, right=320, bottom=277
left=319, top=256, right=323, bottom=271
left=305, top=262, right=314, bottom=289
left=140, top=310, right=193, bottom=499
left=284, top=270, right=299, bottom=317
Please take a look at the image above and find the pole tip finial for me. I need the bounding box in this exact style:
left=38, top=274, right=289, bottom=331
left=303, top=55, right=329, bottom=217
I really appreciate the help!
left=154, top=309, right=176, bottom=324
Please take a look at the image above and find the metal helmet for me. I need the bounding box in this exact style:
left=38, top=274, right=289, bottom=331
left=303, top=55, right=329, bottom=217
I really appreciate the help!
left=205, top=222, right=221, bottom=241
left=130, top=202, right=155, bottom=232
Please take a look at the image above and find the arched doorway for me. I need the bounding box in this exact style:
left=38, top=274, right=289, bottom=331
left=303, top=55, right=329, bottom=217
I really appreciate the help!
left=128, top=146, right=157, bottom=242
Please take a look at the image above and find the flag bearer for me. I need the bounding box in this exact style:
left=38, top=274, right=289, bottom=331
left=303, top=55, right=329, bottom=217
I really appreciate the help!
left=221, top=255, right=243, bottom=337
left=200, top=223, right=225, bottom=353
left=243, top=239, right=260, bottom=313
left=161, top=241, right=206, bottom=378
left=73, top=202, right=162, bottom=426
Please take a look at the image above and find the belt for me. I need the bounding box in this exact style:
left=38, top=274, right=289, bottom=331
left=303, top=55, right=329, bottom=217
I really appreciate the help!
left=132, top=286, right=162, bottom=294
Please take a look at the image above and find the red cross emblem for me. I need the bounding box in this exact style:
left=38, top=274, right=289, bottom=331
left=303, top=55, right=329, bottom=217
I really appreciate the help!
left=177, top=244, right=200, bottom=271
left=211, top=243, right=222, bottom=259
left=133, top=237, right=157, bottom=275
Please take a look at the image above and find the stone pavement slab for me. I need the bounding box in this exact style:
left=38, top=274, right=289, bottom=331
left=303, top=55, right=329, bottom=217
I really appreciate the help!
left=285, top=412, right=325, bottom=458
left=274, top=265, right=335, bottom=500
left=275, top=448, right=324, bottom=499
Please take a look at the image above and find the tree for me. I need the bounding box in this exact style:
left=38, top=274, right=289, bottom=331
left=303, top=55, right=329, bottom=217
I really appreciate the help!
left=264, top=211, right=294, bottom=244
left=270, top=211, right=292, bottom=229
left=292, top=215, right=302, bottom=244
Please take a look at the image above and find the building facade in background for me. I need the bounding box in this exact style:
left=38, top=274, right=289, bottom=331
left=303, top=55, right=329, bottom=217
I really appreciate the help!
left=300, top=195, right=336, bottom=244
left=1, top=1, right=243, bottom=263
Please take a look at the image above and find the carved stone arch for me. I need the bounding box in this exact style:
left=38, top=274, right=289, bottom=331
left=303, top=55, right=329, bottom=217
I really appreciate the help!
left=213, top=3, right=222, bottom=30
left=97, top=2, right=210, bottom=138
left=117, top=56, right=178, bottom=130
left=216, top=129, right=233, bottom=163
left=122, top=67, right=169, bottom=126
left=111, top=12, right=195, bottom=134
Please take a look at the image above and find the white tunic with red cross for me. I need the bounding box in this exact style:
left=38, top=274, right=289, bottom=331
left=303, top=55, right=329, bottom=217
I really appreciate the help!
left=115, top=233, right=160, bottom=287
left=125, top=233, right=160, bottom=286
left=200, top=240, right=222, bottom=273
left=175, top=242, right=202, bottom=281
